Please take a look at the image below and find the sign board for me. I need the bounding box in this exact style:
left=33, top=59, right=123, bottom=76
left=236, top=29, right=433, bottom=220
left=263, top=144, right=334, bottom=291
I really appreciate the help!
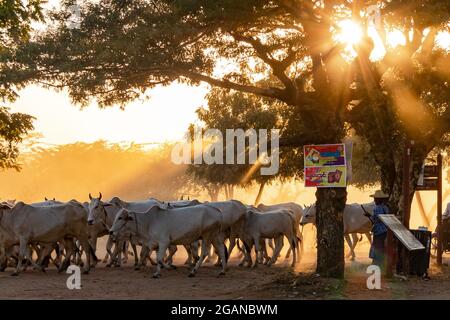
left=304, top=144, right=347, bottom=188
left=423, top=165, right=439, bottom=178
left=417, top=164, right=439, bottom=190
left=416, top=178, right=439, bottom=191
left=378, top=215, right=425, bottom=251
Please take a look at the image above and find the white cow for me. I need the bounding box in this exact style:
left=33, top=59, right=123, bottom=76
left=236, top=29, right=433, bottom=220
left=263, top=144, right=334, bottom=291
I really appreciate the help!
left=257, top=202, right=304, bottom=259
left=87, top=194, right=161, bottom=268
left=204, top=200, right=247, bottom=256
left=109, top=203, right=227, bottom=278
left=241, top=208, right=297, bottom=267
left=300, top=202, right=374, bottom=260
left=0, top=200, right=93, bottom=276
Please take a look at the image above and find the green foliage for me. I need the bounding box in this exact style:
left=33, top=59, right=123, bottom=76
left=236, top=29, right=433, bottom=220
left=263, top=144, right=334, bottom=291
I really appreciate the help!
left=0, top=0, right=44, bottom=46
left=188, top=88, right=302, bottom=189
left=0, top=0, right=42, bottom=170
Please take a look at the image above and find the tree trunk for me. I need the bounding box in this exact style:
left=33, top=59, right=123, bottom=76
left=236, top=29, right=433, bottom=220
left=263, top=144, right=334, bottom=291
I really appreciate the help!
left=315, top=187, right=347, bottom=278
left=229, top=184, right=234, bottom=199
left=380, top=143, right=428, bottom=226
left=254, top=181, right=266, bottom=206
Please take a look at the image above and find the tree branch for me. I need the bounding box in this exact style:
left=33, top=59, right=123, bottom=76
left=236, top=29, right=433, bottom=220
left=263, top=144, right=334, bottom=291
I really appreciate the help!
left=176, top=69, right=288, bottom=102
left=231, top=33, right=297, bottom=97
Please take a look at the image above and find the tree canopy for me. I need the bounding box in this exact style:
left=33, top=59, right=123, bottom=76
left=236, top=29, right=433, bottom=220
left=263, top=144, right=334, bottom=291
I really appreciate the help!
left=0, top=0, right=44, bottom=170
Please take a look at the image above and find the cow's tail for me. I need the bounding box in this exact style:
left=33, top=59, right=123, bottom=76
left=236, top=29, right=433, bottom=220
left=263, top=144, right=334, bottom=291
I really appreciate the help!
left=287, top=210, right=297, bottom=250
left=223, top=244, right=229, bottom=263
left=88, top=242, right=99, bottom=262
left=236, top=239, right=242, bottom=251
left=243, top=240, right=251, bottom=254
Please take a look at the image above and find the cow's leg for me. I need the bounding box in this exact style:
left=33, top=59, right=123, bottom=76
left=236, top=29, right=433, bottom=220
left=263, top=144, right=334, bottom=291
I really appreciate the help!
left=213, top=237, right=228, bottom=275
left=24, top=244, right=42, bottom=271
left=268, top=236, right=284, bottom=266
left=192, top=241, right=200, bottom=263
left=58, top=239, right=74, bottom=272
left=166, top=245, right=177, bottom=269
left=235, top=239, right=244, bottom=259
left=78, top=237, right=91, bottom=274
left=12, top=238, right=29, bottom=276
left=348, top=233, right=359, bottom=261
left=153, top=242, right=171, bottom=278
left=239, top=238, right=253, bottom=267
left=122, top=241, right=129, bottom=264
left=107, top=240, right=121, bottom=267
left=261, top=239, right=271, bottom=264
left=296, top=231, right=303, bottom=263
left=135, top=245, right=149, bottom=270
left=36, top=245, right=53, bottom=271
left=131, top=243, right=139, bottom=268
left=189, top=239, right=211, bottom=277
left=289, top=235, right=297, bottom=267
left=114, top=240, right=124, bottom=268
left=183, top=245, right=192, bottom=265
left=12, top=239, right=26, bottom=276
left=344, top=234, right=355, bottom=260
left=285, top=247, right=292, bottom=259
left=0, top=243, right=7, bottom=272
left=0, top=255, right=6, bottom=272
left=89, top=236, right=98, bottom=267
left=147, top=247, right=157, bottom=266
left=228, top=233, right=237, bottom=257
left=104, top=236, right=115, bottom=265
left=253, top=236, right=263, bottom=268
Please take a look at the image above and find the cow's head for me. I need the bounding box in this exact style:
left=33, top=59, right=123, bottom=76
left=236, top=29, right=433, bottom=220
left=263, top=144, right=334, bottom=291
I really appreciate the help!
left=109, top=208, right=133, bottom=237
left=299, top=205, right=316, bottom=225
left=87, top=192, right=111, bottom=225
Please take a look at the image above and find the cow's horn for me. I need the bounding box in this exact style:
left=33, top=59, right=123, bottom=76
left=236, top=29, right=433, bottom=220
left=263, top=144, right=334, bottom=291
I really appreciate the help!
left=89, top=193, right=92, bottom=200
left=99, top=192, right=102, bottom=200
left=45, top=197, right=48, bottom=201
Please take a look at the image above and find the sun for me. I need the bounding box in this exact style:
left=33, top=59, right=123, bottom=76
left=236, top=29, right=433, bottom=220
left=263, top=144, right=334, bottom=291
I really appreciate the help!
left=335, top=20, right=363, bottom=46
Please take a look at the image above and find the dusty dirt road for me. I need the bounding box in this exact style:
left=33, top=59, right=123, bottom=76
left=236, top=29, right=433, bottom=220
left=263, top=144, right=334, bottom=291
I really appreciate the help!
left=1, top=240, right=449, bottom=300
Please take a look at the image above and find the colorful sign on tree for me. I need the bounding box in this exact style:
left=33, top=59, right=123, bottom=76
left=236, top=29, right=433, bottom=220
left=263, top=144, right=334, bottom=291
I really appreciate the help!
left=304, top=144, right=347, bottom=188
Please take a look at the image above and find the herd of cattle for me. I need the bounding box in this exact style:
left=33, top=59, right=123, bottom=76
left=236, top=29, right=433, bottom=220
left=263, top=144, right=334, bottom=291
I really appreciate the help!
left=0, top=194, right=375, bottom=278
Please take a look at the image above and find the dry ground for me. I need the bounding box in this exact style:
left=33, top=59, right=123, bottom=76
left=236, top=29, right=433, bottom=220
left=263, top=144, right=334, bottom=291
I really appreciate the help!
left=0, top=238, right=449, bottom=300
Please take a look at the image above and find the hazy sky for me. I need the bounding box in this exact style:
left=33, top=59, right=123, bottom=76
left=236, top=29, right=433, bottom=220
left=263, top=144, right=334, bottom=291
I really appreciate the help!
left=6, top=0, right=207, bottom=146
left=10, top=84, right=208, bottom=145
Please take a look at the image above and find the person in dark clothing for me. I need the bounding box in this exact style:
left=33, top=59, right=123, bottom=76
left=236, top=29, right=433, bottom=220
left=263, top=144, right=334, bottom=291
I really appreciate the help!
left=366, top=190, right=389, bottom=268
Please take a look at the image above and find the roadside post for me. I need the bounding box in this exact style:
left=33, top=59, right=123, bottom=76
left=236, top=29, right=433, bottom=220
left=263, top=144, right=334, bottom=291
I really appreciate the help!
left=416, top=154, right=443, bottom=265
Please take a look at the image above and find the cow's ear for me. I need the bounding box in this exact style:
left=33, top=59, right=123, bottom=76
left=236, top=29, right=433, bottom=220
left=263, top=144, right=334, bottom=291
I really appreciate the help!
left=102, top=202, right=113, bottom=207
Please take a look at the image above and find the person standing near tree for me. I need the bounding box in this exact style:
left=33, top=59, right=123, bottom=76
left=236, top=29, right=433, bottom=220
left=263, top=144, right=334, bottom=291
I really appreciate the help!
left=365, top=190, right=390, bottom=268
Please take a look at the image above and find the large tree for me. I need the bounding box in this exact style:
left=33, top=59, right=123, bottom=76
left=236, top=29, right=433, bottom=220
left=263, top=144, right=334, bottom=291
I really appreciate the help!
left=188, top=87, right=301, bottom=203
left=1, top=0, right=449, bottom=277
left=348, top=0, right=450, bottom=218
left=0, top=0, right=43, bottom=171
